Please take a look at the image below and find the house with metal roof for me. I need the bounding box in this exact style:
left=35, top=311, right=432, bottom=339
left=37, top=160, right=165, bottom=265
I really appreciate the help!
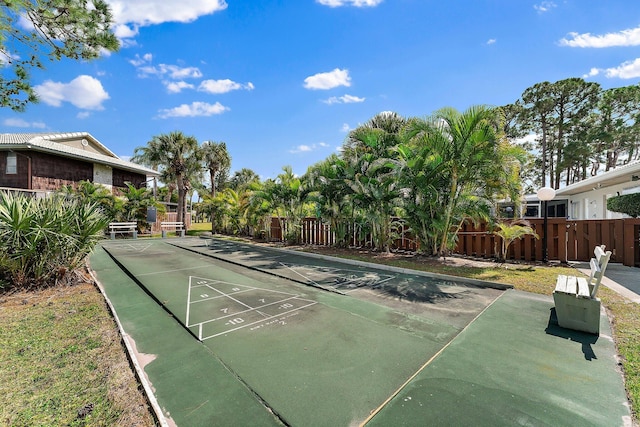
left=0, top=132, right=158, bottom=196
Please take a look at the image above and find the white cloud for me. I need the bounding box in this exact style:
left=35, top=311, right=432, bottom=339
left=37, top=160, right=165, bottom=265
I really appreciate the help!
left=130, top=55, right=203, bottom=83
left=289, top=142, right=330, bottom=154
left=129, top=53, right=153, bottom=67
left=583, top=59, right=640, bottom=80
left=291, top=145, right=313, bottom=153
left=3, top=118, right=46, bottom=128
left=77, top=111, right=91, bottom=119
left=604, top=58, right=640, bottom=79
left=316, top=0, right=383, bottom=7
left=560, top=26, right=640, bottom=48
left=158, top=101, right=229, bottom=118
left=161, top=64, right=202, bottom=79
left=486, top=38, right=496, bottom=45
left=341, top=123, right=351, bottom=133
left=130, top=53, right=253, bottom=96
left=114, top=23, right=139, bottom=40
left=533, top=1, right=556, bottom=13
left=107, top=0, right=227, bottom=40
left=323, top=94, right=365, bottom=104
left=582, top=68, right=600, bottom=79
left=198, top=79, right=255, bottom=94
left=165, top=81, right=195, bottom=93
left=35, top=75, right=109, bottom=110
left=304, top=68, right=351, bottom=90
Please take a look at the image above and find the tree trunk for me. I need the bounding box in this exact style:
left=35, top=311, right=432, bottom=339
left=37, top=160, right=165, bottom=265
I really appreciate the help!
left=177, top=176, right=185, bottom=226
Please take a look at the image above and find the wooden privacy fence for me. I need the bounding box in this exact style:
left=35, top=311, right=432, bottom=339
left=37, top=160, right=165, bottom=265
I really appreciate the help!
left=456, top=218, right=640, bottom=267
left=269, top=217, right=640, bottom=267
left=269, top=217, right=418, bottom=251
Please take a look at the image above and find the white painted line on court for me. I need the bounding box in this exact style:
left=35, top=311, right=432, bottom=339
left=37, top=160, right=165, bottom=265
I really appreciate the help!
left=200, top=302, right=318, bottom=340
left=186, top=277, right=193, bottom=326
left=208, top=286, right=257, bottom=311
left=136, top=265, right=212, bottom=276
left=279, top=262, right=322, bottom=287
left=192, top=288, right=253, bottom=304
left=189, top=276, right=299, bottom=296
left=197, top=296, right=302, bottom=325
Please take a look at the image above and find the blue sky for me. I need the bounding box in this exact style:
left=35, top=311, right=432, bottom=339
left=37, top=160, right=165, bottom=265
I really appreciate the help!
left=2, top=0, right=640, bottom=180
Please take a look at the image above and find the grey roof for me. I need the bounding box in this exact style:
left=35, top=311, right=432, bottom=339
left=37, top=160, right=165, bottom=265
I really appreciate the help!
left=0, top=132, right=159, bottom=176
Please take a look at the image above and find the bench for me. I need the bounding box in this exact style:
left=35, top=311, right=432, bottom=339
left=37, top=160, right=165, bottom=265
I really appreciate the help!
left=161, top=221, right=185, bottom=238
left=109, top=222, right=137, bottom=239
left=553, top=245, right=611, bottom=334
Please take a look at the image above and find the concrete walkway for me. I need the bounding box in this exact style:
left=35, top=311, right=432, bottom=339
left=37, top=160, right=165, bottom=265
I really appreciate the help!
left=574, top=262, right=640, bottom=303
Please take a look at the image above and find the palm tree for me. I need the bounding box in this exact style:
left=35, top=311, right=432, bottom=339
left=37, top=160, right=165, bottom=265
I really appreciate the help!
left=305, top=154, right=354, bottom=247
left=401, top=106, right=506, bottom=256
left=493, top=220, right=538, bottom=262
left=394, top=129, right=445, bottom=255
left=120, top=182, right=163, bottom=231
left=133, top=131, right=202, bottom=227
left=344, top=128, right=401, bottom=253
left=342, top=111, right=406, bottom=162
left=273, top=166, right=308, bottom=244
left=228, top=168, right=260, bottom=191
left=58, top=180, right=121, bottom=221
left=201, top=141, right=231, bottom=197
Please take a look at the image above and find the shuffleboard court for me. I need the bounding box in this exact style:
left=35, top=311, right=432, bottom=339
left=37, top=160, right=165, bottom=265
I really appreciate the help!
left=170, top=237, right=507, bottom=329
left=100, top=239, right=505, bottom=426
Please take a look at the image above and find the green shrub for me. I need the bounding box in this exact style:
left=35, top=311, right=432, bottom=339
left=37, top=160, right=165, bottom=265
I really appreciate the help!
left=0, top=192, right=109, bottom=290
left=607, top=193, right=640, bottom=218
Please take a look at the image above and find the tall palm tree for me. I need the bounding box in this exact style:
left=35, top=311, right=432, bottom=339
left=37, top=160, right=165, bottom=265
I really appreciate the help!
left=201, top=141, right=231, bottom=197
left=228, top=168, right=260, bottom=191
left=305, top=154, right=354, bottom=247
left=343, top=128, right=401, bottom=253
left=133, top=131, right=202, bottom=226
left=401, top=106, right=507, bottom=256
left=120, top=182, right=163, bottom=230
left=342, top=111, right=406, bottom=162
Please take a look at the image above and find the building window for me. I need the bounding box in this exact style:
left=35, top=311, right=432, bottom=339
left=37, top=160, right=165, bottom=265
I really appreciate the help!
left=6, top=152, right=17, bottom=174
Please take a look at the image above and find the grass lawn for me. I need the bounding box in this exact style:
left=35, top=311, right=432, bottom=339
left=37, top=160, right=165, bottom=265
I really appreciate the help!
left=0, top=279, right=155, bottom=426
left=1, top=231, right=637, bottom=425
left=186, top=221, right=213, bottom=234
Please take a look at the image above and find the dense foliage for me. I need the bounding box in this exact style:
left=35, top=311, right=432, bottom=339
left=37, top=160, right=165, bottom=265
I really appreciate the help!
left=0, top=191, right=109, bottom=290
left=607, top=193, right=640, bottom=218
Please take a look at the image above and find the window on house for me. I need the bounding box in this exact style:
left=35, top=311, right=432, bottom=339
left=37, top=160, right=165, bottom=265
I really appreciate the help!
left=6, top=152, right=17, bottom=174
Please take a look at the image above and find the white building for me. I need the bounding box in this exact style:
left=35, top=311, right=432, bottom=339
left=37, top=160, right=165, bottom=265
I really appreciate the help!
left=557, top=160, right=640, bottom=220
